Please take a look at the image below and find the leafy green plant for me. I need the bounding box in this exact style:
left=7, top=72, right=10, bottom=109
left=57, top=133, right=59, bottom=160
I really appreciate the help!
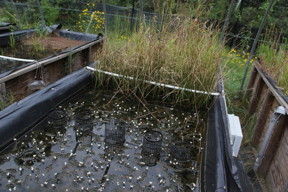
left=95, top=18, right=225, bottom=109
left=0, top=2, right=17, bottom=24
left=9, top=34, right=16, bottom=48
left=41, top=0, right=60, bottom=26
left=31, top=37, right=45, bottom=53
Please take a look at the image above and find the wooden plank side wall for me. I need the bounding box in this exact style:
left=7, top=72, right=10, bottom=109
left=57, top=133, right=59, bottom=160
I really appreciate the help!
left=252, top=90, right=274, bottom=145
left=4, top=45, right=100, bottom=101
left=247, top=64, right=288, bottom=192
left=266, top=121, right=288, bottom=192
left=258, top=100, right=279, bottom=148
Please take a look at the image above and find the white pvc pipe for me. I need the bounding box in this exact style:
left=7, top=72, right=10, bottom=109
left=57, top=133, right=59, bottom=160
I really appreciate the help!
left=0, top=55, right=36, bottom=63
left=85, top=66, right=220, bottom=96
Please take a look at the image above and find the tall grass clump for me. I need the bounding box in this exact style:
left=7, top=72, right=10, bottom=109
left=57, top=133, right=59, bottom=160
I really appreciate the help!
left=257, top=44, right=288, bottom=95
left=95, top=18, right=225, bottom=109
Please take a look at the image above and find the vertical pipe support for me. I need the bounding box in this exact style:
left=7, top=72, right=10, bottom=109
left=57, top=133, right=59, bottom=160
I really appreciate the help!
left=253, top=106, right=286, bottom=173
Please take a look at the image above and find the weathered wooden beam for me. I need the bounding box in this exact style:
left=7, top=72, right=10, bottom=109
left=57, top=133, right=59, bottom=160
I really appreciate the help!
left=245, top=65, right=258, bottom=97
left=252, top=90, right=274, bottom=145
left=255, top=65, right=288, bottom=113
left=248, top=74, right=265, bottom=114
left=257, top=115, right=287, bottom=176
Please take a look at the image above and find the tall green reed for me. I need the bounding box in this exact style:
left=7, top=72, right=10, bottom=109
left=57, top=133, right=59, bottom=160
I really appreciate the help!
left=95, top=17, right=225, bottom=109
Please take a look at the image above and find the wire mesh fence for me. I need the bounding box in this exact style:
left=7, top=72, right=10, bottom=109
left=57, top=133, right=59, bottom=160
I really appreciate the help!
left=0, top=0, right=171, bottom=37
left=1, top=0, right=287, bottom=48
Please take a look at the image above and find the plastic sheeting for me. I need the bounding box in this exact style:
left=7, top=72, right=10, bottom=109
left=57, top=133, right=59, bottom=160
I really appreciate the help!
left=0, top=68, right=92, bottom=151
left=0, top=22, right=15, bottom=33
left=204, top=80, right=253, bottom=191
left=0, top=67, right=253, bottom=191
left=0, top=28, right=34, bottom=47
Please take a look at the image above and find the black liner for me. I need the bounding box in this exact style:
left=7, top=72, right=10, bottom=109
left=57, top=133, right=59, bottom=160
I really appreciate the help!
left=0, top=68, right=252, bottom=191
left=0, top=68, right=92, bottom=151
left=59, top=29, right=102, bottom=42
left=0, top=22, right=16, bottom=33
left=204, top=77, right=253, bottom=191
left=0, top=28, right=34, bottom=46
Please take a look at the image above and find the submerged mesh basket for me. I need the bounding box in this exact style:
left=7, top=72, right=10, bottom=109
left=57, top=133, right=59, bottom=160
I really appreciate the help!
left=75, top=108, right=94, bottom=132
left=47, top=109, right=67, bottom=128
left=104, top=119, right=126, bottom=145
left=142, top=131, right=163, bottom=154
left=141, top=150, right=160, bottom=166
left=170, top=141, right=191, bottom=162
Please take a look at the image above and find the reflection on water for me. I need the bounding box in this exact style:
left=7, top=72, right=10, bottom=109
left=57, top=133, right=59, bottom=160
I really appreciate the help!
left=0, top=88, right=205, bottom=192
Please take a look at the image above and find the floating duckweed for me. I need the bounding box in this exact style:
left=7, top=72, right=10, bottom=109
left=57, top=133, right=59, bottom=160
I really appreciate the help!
left=0, top=88, right=204, bottom=191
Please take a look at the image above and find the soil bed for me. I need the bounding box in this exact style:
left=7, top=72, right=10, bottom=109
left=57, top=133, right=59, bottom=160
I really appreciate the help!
left=0, top=88, right=205, bottom=192
left=0, top=35, right=86, bottom=74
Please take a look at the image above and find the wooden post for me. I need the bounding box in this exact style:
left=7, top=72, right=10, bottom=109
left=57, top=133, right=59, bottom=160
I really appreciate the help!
left=248, top=74, right=265, bottom=114
left=252, top=90, right=274, bottom=145
left=88, top=46, right=92, bottom=64
left=245, top=65, right=257, bottom=98
left=0, top=83, right=6, bottom=102
left=257, top=115, right=287, bottom=176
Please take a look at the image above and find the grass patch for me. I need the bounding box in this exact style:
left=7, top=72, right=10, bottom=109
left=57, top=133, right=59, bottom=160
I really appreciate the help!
left=94, top=18, right=225, bottom=109
left=0, top=91, right=14, bottom=111
left=222, top=49, right=258, bottom=144
left=257, top=43, right=288, bottom=95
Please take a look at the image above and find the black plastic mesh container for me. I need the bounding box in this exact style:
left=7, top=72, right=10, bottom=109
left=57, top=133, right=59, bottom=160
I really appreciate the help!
left=47, top=109, right=67, bottom=128
left=142, top=131, right=163, bottom=154
left=75, top=108, right=94, bottom=132
left=141, top=150, right=160, bottom=166
left=104, top=119, right=125, bottom=145
left=170, top=141, right=191, bottom=162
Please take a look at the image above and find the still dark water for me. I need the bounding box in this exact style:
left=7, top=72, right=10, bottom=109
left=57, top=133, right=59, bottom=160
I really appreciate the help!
left=0, top=88, right=205, bottom=192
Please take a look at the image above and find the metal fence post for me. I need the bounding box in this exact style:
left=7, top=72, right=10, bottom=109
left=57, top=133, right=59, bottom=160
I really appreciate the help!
left=36, top=0, right=46, bottom=28
left=10, top=0, right=22, bottom=29
left=220, top=0, right=236, bottom=42
left=102, top=0, right=108, bottom=38
left=130, top=0, right=135, bottom=32
left=240, top=0, right=276, bottom=90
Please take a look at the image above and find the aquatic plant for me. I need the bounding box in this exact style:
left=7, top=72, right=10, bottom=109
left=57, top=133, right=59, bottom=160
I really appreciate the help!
left=95, top=18, right=225, bottom=109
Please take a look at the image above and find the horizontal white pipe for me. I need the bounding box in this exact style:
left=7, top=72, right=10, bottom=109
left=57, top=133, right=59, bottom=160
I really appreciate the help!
left=85, top=66, right=220, bottom=96
left=0, top=55, right=36, bottom=63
